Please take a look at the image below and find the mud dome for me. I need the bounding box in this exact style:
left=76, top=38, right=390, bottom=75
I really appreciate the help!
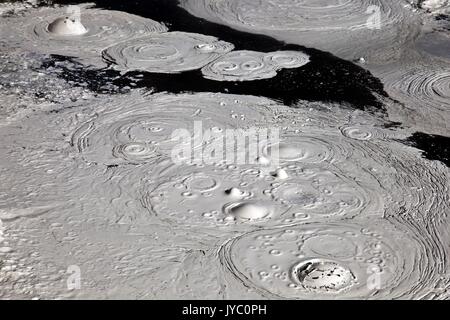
left=102, top=32, right=234, bottom=73
left=47, top=16, right=87, bottom=36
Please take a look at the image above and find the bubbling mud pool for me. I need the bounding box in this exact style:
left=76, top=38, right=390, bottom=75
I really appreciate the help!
left=180, top=0, right=422, bottom=63
left=219, top=220, right=435, bottom=299
left=0, top=0, right=449, bottom=300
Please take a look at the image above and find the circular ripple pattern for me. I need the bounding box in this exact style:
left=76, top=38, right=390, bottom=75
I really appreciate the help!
left=339, top=125, right=388, bottom=141
left=264, top=51, right=310, bottom=69
left=201, top=50, right=309, bottom=81
left=264, top=135, right=336, bottom=164
left=21, top=7, right=167, bottom=65
left=382, top=66, right=450, bottom=134
left=220, top=221, right=432, bottom=299
left=112, top=142, right=158, bottom=163
left=71, top=92, right=277, bottom=165
left=268, top=166, right=383, bottom=220
left=182, top=0, right=407, bottom=32
left=385, top=68, right=450, bottom=117
left=102, top=32, right=234, bottom=73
